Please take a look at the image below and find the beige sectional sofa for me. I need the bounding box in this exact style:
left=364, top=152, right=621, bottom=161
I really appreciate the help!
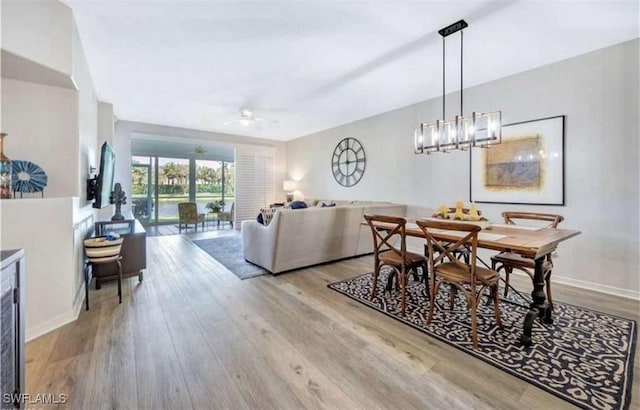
left=241, top=201, right=407, bottom=274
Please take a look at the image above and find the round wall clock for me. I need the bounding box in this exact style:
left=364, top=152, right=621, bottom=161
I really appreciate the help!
left=331, top=137, right=366, bottom=187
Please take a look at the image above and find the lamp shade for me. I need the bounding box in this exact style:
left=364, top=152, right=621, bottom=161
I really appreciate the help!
left=283, top=180, right=297, bottom=191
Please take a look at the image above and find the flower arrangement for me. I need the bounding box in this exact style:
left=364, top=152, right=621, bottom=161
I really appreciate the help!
left=206, top=200, right=225, bottom=213
left=432, top=201, right=488, bottom=221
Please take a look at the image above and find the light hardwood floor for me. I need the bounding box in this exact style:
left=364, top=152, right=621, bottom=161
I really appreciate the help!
left=27, top=232, right=640, bottom=409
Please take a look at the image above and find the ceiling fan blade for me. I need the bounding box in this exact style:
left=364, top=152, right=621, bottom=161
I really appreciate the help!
left=254, top=116, right=278, bottom=125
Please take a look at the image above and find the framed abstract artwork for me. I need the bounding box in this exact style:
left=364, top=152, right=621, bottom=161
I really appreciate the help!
left=470, top=115, right=565, bottom=205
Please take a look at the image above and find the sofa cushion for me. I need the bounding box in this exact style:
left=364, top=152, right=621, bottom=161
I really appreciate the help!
left=289, top=201, right=307, bottom=209
left=260, top=207, right=278, bottom=226
left=317, top=201, right=336, bottom=207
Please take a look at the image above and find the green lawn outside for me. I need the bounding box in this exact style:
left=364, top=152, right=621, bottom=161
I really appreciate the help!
left=132, top=194, right=235, bottom=224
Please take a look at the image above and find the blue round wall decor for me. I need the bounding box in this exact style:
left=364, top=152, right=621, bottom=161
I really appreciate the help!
left=12, top=160, right=48, bottom=195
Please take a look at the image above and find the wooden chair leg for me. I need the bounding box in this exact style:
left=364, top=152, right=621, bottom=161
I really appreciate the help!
left=427, top=281, right=441, bottom=325
left=493, top=285, right=502, bottom=328
left=400, top=267, right=407, bottom=316
left=385, top=270, right=395, bottom=293
left=422, top=264, right=429, bottom=298
left=469, top=295, right=478, bottom=349
left=370, top=264, right=381, bottom=301
left=449, top=285, right=457, bottom=310
left=503, top=266, right=512, bottom=298
left=485, top=285, right=494, bottom=306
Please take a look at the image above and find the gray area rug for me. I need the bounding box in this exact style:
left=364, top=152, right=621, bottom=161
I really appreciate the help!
left=192, top=236, right=268, bottom=279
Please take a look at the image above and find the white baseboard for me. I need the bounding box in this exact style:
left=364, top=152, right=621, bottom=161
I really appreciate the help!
left=551, top=274, right=640, bottom=301
left=500, top=268, right=639, bottom=300
left=26, top=296, right=84, bottom=342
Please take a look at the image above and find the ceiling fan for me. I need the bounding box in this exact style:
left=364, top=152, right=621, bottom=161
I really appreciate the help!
left=223, top=108, right=277, bottom=127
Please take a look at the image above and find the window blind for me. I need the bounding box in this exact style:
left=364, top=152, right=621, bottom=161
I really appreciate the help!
left=234, top=146, right=275, bottom=227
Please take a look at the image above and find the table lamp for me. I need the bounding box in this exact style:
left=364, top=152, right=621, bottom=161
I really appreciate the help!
left=283, top=180, right=297, bottom=202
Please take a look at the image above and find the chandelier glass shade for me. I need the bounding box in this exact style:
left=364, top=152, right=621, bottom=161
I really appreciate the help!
left=414, top=111, right=502, bottom=154
left=414, top=20, right=502, bottom=155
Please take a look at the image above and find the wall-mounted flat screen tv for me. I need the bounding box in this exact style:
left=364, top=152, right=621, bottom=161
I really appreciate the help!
left=93, top=142, right=116, bottom=209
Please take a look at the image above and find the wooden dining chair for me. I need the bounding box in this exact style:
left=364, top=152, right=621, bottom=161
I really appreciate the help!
left=416, top=219, right=502, bottom=349
left=364, top=214, right=428, bottom=316
left=491, top=212, right=564, bottom=309
left=424, top=208, right=482, bottom=264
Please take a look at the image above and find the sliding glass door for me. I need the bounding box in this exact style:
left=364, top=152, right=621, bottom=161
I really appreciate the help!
left=195, top=160, right=235, bottom=213
left=131, top=156, right=155, bottom=224
left=157, top=157, right=190, bottom=223
left=132, top=152, right=234, bottom=225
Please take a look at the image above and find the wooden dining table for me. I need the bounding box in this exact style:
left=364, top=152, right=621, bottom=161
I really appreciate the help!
left=369, top=218, right=581, bottom=347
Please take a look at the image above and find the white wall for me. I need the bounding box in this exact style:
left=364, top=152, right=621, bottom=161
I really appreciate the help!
left=72, top=23, right=98, bottom=209
left=1, top=0, right=107, bottom=338
left=1, top=78, right=79, bottom=197
left=114, top=120, right=287, bottom=214
left=95, top=101, right=116, bottom=221
left=1, top=0, right=73, bottom=76
left=287, top=39, right=640, bottom=297
left=0, top=197, right=92, bottom=340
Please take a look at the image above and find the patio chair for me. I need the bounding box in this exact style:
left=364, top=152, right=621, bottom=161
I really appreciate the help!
left=178, top=202, right=205, bottom=233
left=218, top=202, right=234, bottom=228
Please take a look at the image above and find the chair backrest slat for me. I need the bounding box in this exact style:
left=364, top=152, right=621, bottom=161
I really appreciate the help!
left=415, top=219, right=481, bottom=279
left=502, top=212, right=563, bottom=228
left=364, top=214, right=407, bottom=261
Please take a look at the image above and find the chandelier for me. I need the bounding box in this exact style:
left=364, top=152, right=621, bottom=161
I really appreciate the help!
left=414, top=20, right=502, bottom=154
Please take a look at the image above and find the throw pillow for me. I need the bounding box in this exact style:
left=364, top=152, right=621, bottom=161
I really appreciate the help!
left=318, top=201, right=336, bottom=207
left=256, top=213, right=264, bottom=224
left=260, top=207, right=278, bottom=226
left=289, top=201, right=307, bottom=209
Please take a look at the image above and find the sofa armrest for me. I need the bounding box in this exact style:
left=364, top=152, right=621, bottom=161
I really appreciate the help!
left=241, top=216, right=279, bottom=273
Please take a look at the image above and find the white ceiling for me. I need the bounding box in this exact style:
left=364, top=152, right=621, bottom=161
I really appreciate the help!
left=64, top=0, right=639, bottom=141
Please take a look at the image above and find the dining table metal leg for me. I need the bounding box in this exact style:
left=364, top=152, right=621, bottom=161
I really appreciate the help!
left=520, top=255, right=552, bottom=346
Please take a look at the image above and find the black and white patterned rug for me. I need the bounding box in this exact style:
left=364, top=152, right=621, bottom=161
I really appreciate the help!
left=328, top=272, right=636, bottom=410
